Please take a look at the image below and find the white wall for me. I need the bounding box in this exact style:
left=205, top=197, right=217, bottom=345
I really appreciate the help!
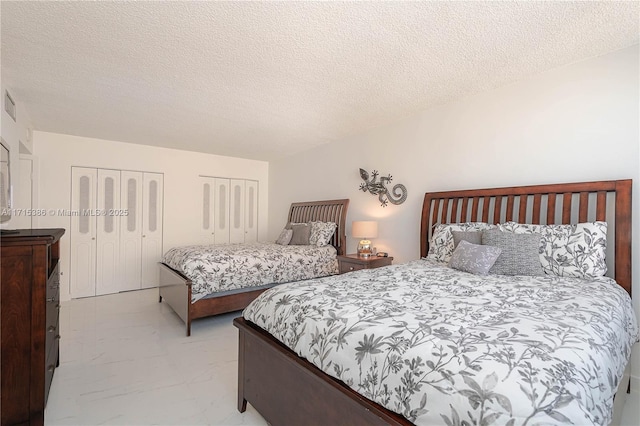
left=33, top=131, right=269, bottom=301
left=269, top=46, right=640, bottom=381
left=0, top=83, right=35, bottom=229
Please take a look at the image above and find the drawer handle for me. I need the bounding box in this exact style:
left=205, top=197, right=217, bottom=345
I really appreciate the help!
left=47, top=364, right=55, bottom=372
left=47, top=297, right=56, bottom=303
left=349, top=266, right=354, bottom=271
left=48, top=325, right=56, bottom=333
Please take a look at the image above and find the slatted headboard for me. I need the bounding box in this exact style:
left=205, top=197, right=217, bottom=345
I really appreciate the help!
left=288, top=199, right=350, bottom=255
left=420, top=180, right=632, bottom=294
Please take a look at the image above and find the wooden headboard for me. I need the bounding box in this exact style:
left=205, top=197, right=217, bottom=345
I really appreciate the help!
left=420, top=180, right=632, bottom=295
left=288, top=199, right=350, bottom=255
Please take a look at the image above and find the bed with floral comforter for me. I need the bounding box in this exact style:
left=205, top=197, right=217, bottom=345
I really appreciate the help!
left=243, top=259, right=638, bottom=426
left=163, top=242, right=338, bottom=302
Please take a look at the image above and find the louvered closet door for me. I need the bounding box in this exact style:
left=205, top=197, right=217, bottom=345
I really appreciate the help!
left=141, top=172, right=163, bottom=288
left=120, top=171, right=143, bottom=291
left=70, top=167, right=97, bottom=298
left=214, top=178, right=230, bottom=244
left=96, top=169, right=121, bottom=296
left=229, top=179, right=245, bottom=244
left=200, top=177, right=216, bottom=244
left=244, top=180, right=258, bottom=243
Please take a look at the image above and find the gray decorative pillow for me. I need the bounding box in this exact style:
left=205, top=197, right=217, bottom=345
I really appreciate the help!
left=448, top=240, right=502, bottom=275
left=309, top=221, right=337, bottom=247
left=275, top=228, right=293, bottom=245
left=452, top=231, right=483, bottom=248
left=427, top=222, right=496, bottom=263
left=482, top=229, right=544, bottom=276
left=289, top=223, right=311, bottom=245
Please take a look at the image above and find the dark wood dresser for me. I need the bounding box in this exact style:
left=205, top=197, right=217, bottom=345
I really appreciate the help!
left=1, top=228, right=65, bottom=426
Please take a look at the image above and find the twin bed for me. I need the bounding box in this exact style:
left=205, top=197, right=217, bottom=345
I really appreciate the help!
left=234, top=179, right=637, bottom=426
left=158, top=199, right=349, bottom=336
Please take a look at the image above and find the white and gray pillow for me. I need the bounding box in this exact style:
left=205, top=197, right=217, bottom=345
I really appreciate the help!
left=309, top=221, right=337, bottom=247
left=448, top=240, right=502, bottom=275
left=427, top=223, right=496, bottom=263
left=482, top=229, right=544, bottom=276
left=275, top=228, right=293, bottom=245
left=498, top=221, right=608, bottom=278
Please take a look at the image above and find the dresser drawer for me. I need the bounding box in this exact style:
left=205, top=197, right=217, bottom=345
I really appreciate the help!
left=46, top=262, right=60, bottom=300
left=45, top=297, right=60, bottom=356
left=44, top=333, right=59, bottom=406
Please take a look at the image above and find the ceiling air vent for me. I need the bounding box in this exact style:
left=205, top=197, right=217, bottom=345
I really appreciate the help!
left=4, top=90, right=15, bottom=122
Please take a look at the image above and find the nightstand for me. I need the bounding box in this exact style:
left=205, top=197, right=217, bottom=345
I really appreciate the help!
left=338, top=254, right=393, bottom=274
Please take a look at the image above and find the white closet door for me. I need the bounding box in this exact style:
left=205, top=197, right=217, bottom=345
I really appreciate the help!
left=70, top=167, right=97, bottom=298
left=96, top=169, right=121, bottom=296
left=200, top=177, right=216, bottom=244
left=244, top=180, right=258, bottom=243
left=214, top=178, right=230, bottom=244
left=229, top=179, right=245, bottom=244
left=120, top=171, right=143, bottom=291
left=141, top=172, right=163, bottom=288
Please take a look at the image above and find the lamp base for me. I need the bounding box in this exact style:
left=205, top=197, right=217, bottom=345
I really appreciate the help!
left=357, top=239, right=373, bottom=258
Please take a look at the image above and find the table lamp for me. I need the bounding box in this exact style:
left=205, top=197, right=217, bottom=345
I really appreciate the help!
left=352, top=221, right=378, bottom=258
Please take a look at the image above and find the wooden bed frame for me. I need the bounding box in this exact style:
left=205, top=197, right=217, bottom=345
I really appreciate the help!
left=234, top=179, right=632, bottom=425
left=159, top=198, right=349, bottom=336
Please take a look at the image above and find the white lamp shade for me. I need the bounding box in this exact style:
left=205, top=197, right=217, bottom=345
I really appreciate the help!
left=352, top=221, right=378, bottom=239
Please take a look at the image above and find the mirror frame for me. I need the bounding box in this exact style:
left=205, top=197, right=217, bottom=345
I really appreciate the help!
left=0, top=138, right=12, bottom=223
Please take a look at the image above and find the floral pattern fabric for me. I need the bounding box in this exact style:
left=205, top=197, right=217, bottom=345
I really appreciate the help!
left=448, top=240, right=501, bottom=275
left=498, top=221, right=608, bottom=278
left=309, top=221, right=337, bottom=247
left=427, top=223, right=496, bottom=262
left=163, top=242, right=338, bottom=302
left=244, top=259, right=638, bottom=426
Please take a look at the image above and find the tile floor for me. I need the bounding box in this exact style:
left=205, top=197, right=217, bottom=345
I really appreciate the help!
left=46, top=288, right=638, bottom=425
left=46, top=289, right=266, bottom=425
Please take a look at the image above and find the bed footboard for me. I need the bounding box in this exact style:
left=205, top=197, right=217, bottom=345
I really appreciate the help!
left=233, top=317, right=410, bottom=426
left=159, top=263, right=192, bottom=336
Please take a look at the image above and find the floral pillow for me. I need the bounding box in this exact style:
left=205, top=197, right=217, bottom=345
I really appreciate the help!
left=427, top=222, right=496, bottom=263
left=498, top=221, right=608, bottom=278
left=448, top=240, right=502, bottom=275
left=309, top=221, right=337, bottom=247
left=275, top=228, right=293, bottom=245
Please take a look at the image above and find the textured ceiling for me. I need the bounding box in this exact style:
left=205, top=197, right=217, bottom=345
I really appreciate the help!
left=1, top=1, right=638, bottom=161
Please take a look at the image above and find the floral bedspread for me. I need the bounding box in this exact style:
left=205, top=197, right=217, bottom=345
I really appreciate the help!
left=163, top=242, right=338, bottom=302
left=243, top=259, right=638, bottom=426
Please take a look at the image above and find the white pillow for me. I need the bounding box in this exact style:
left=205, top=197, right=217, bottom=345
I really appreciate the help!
left=309, top=221, right=337, bottom=247
left=498, top=221, right=608, bottom=278
left=427, top=222, right=496, bottom=263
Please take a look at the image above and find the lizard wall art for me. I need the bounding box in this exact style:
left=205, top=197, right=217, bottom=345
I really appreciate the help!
left=358, top=168, right=407, bottom=207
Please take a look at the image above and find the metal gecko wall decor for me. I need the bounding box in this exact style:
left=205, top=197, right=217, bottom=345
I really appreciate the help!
left=358, top=168, right=407, bottom=207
